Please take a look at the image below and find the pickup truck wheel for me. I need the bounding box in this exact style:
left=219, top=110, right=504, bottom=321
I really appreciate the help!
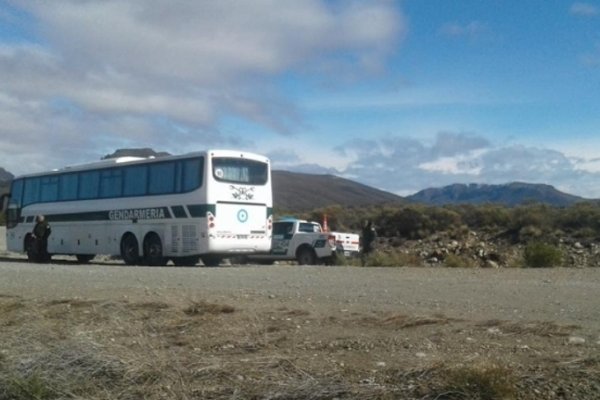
left=296, top=248, right=316, bottom=265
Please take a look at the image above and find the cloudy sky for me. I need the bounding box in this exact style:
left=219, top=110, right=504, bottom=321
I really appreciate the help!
left=1, top=0, right=600, bottom=197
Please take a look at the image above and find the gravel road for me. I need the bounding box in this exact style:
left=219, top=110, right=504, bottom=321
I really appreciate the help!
left=1, top=228, right=599, bottom=333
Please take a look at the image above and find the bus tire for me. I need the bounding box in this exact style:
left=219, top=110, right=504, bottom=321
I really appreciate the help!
left=143, top=233, right=167, bottom=266
left=172, top=256, right=200, bottom=267
left=201, top=255, right=221, bottom=267
left=76, top=254, right=95, bottom=264
left=296, top=247, right=316, bottom=265
left=120, top=233, right=140, bottom=266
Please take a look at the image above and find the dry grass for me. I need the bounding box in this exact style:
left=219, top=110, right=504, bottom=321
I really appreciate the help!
left=478, top=319, right=579, bottom=337
left=0, top=297, right=597, bottom=399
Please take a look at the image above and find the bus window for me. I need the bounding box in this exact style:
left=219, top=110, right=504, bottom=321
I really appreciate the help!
left=212, top=158, right=268, bottom=185
left=59, top=173, right=78, bottom=201
left=23, top=177, right=40, bottom=206
left=79, top=171, right=100, bottom=199
left=123, top=165, right=148, bottom=196
left=149, top=162, right=175, bottom=194
left=100, top=169, right=123, bottom=198
left=40, top=176, right=59, bottom=202
left=182, top=158, right=203, bottom=192
left=10, top=179, right=24, bottom=207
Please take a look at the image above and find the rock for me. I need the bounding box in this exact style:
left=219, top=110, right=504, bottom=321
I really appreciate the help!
left=568, top=336, right=586, bottom=345
left=484, top=260, right=499, bottom=269
left=574, top=242, right=584, bottom=249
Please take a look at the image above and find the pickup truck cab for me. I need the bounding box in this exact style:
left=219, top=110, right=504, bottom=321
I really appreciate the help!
left=248, top=219, right=337, bottom=265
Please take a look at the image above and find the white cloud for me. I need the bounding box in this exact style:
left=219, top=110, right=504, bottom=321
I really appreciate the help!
left=570, top=2, right=599, bottom=17
left=0, top=0, right=405, bottom=175
left=439, top=21, right=488, bottom=39
left=330, top=133, right=600, bottom=198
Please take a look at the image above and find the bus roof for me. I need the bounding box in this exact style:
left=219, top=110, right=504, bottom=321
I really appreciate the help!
left=12, top=149, right=270, bottom=179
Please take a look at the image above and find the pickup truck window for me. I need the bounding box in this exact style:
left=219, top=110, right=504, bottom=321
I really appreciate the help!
left=273, top=222, right=294, bottom=235
left=299, top=222, right=321, bottom=233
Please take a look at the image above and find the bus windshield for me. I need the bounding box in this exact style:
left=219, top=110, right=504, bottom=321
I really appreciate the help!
left=212, top=157, right=268, bottom=185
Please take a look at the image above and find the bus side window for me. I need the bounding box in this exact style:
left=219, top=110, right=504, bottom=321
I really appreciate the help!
left=40, top=176, right=59, bottom=202
left=79, top=171, right=100, bottom=199
left=123, top=165, right=148, bottom=196
left=59, top=173, right=78, bottom=201
left=10, top=179, right=24, bottom=207
left=23, top=177, right=40, bottom=206
left=182, top=158, right=203, bottom=192
left=149, top=162, right=175, bottom=194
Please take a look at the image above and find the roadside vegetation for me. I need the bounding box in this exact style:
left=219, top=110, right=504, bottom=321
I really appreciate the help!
left=293, top=201, right=600, bottom=268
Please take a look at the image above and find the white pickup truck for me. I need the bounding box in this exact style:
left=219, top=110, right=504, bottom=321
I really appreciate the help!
left=247, top=219, right=359, bottom=265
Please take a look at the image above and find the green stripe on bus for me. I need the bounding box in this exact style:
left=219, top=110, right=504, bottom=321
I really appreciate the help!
left=187, top=204, right=216, bottom=217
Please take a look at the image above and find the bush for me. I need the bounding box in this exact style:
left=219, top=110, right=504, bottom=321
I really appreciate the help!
left=444, top=253, right=478, bottom=268
left=360, top=249, right=422, bottom=267
left=523, top=242, right=563, bottom=268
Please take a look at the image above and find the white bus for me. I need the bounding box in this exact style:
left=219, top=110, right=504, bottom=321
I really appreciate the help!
left=0, top=150, right=273, bottom=266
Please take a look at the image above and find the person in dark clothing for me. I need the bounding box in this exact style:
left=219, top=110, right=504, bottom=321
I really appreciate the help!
left=361, top=220, right=377, bottom=265
left=32, top=215, right=51, bottom=262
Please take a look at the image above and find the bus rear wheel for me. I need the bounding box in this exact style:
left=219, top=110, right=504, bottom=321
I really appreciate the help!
left=143, top=234, right=167, bottom=266
left=120, top=234, right=140, bottom=266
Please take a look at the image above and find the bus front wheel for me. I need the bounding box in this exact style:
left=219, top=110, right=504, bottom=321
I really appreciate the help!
left=120, top=234, right=140, bottom=265
left=143, top=234, right=167, bottom=266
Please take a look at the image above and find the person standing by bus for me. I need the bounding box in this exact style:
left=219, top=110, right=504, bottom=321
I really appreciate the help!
left=32, top=215, right=51, bottom=262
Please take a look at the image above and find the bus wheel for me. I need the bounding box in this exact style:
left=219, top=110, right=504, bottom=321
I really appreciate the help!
left=172, top=256, right=200, bottom=267
left=201, top=255, right=221, bottom=267
left=296, top=247, right=316, bottom=265
left=143, top=234, right=167, bottom=266
left=120, top=234, right=140, bottom=265
left=76, top=254, right=95, bottom=264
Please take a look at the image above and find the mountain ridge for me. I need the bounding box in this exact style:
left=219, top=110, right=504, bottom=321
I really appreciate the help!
left=0, top=149, right=593, bottom=210
left=407, top=182, right=585, bottom=207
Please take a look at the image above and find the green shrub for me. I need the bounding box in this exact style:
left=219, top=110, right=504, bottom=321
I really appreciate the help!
left=360, top=249, right=422, bottom=267
left=444, top=253, right=478, bottom=268
left=523, top=242, right=563, bottom=268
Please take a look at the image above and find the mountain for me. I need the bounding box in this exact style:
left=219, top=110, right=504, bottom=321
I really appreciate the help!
left=0, top=167, right=13, bottom=184
left=272, top=170, right=403, bottom=211
left=406, top=182, right=585, bottom=207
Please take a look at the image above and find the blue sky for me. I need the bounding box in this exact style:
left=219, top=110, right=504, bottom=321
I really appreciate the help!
left=1, top=0, right=600, bottom=197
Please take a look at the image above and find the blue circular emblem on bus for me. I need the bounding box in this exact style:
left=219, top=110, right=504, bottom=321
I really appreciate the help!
left=237, top=209, right=248, bottom=223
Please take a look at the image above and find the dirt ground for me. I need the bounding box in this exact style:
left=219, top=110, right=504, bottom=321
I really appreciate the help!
left=0, top=227, right=599, bottom=399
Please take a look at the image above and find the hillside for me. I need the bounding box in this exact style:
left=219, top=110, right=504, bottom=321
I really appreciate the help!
left=272, top=170, right=402, bottom=211
left=407, top=182, right=584, bottom=207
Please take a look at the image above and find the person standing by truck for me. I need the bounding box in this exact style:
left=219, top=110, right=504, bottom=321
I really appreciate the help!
left=361, top=220, right=377, bottom=265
